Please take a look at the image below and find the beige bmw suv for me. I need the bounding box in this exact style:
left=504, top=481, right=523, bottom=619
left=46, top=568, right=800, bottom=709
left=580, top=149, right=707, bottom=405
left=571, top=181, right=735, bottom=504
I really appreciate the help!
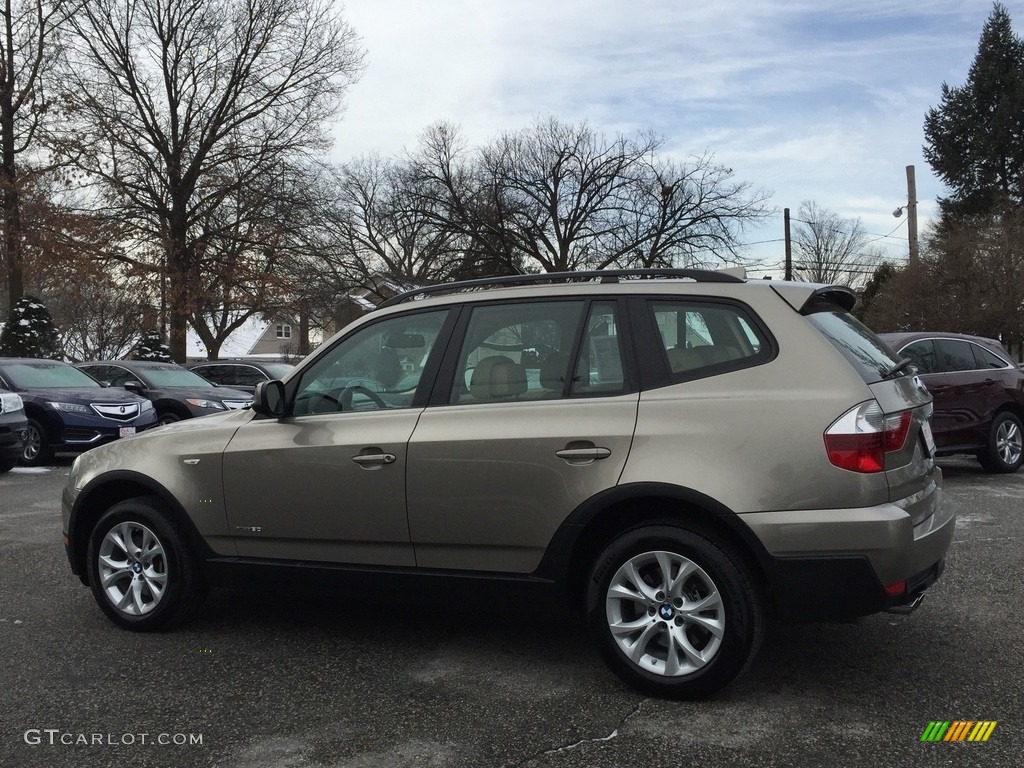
left=62, top=269, right=954, bottom=698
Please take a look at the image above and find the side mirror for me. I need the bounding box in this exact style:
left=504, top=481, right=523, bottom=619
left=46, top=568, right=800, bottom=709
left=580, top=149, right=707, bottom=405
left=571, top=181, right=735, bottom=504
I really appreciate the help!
left=252, top=380, right=286, bottom=417
left=124, top=380, right=145, bottom=392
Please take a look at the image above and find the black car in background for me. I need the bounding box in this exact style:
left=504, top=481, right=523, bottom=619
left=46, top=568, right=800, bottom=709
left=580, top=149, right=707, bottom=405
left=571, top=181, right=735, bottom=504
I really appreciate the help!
left=188, top=360, right=295, bottom=393
left=880, top=332, right=1024, bottom=473
left=0, top=358, right=157, bottom=466
left=76, top=361, right=253, bottom=425
left=0, top=388, right=28, bottom=472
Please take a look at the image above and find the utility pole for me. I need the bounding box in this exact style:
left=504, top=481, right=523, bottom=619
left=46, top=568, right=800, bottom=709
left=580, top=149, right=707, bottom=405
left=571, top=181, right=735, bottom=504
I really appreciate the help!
left=784, top=207, right=792, bottom=280
left=906, top=165, right=919, bottom=267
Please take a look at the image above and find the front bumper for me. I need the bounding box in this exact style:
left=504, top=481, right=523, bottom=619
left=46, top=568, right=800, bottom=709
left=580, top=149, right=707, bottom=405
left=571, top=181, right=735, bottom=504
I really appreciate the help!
left=0, top=417, right=28, bottom=461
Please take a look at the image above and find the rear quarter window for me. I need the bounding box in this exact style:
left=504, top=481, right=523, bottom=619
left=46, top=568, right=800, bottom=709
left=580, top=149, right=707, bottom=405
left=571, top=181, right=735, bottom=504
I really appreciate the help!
left=804, top=305, right=902, bottom=384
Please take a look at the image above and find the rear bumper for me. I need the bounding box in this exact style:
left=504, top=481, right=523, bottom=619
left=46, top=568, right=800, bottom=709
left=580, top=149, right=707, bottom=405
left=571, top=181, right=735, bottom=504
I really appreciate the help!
left=739, top=486, right=955, bottom=620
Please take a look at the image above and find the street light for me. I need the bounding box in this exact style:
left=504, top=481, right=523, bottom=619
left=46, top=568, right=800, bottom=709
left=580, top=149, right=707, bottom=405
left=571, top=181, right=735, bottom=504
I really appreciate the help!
left=893, top=165, right=919, bottom=267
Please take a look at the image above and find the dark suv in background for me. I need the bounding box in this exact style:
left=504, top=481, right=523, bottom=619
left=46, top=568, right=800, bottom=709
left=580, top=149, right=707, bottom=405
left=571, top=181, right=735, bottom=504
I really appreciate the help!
left=0, top=358, right=157, bottom=466
left=76, top=361, right=253, bottom=425
left=880, top=332, right=1023, bottom=473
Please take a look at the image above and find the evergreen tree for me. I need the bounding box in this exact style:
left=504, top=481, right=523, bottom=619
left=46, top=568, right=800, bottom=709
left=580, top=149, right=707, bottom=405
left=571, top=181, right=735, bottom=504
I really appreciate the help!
left=133, top=329, right=173, bottom=362
left=923, top=3, right=1024, bottom=220
left=853, top=262, right=897, bottom=322
left=0, top=296, right=62, bottom=358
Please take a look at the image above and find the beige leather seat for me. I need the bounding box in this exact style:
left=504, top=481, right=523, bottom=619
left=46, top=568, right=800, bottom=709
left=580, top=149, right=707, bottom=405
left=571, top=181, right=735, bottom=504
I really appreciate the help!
left=469, top=356, right=527, bottom=401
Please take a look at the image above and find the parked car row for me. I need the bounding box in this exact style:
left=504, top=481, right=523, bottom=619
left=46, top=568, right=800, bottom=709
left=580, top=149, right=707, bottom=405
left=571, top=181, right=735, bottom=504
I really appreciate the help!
left=0, top=357, right=264, bottom=466
left=76, top=361, right=252, bottom=425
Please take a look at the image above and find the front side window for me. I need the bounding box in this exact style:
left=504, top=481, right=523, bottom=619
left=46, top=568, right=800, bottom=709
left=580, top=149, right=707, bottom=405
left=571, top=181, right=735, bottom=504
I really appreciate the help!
left=293, top=311, right=447, bottom=414
left=651, top=300, right=769, bottom=378
left=192, top=365, right=228, bottom=385
left=221, top=365, right=266, bottom=387
left=901, top=340, right=939, bottom=374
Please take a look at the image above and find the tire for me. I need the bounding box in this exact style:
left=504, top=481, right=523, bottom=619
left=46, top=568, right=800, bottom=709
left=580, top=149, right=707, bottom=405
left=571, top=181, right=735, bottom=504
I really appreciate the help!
left=586, top=524, right=765, bottom=700
left=0, top=456, right=15, bottom=473
left=156, top=411, right=182, bottom=426
left=86, top=497, right=208, bottom=631
left=978, top=412, right=1023, bottom=473
left=20, top=419, right=53, bottom=466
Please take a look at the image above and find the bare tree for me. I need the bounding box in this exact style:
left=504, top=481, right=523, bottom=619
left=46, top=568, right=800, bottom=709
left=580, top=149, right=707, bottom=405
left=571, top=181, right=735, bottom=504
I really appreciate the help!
left=791, top=200, right=881, bottom=286
left=189, top=159, right=314, bottom=359
left=0, top=0, right=80, bottom=311
left=319, top=156, right=468, bottom=291
left=48, top=266, right=153, bottom=361
left=61, top=0, right=364, bottom=360
left=407, top=118, right=770, bottom=275
left=407, top=121, right=526, bottom=276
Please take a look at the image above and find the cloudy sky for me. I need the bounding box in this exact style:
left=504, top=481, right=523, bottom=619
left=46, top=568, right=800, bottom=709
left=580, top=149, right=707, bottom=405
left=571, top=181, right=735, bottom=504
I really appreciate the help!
left=329, top=0, right=1020, bottom=274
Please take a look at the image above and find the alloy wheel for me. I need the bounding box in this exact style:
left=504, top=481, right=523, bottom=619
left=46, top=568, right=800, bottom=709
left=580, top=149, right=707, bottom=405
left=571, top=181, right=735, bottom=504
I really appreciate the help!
left=605, top=550, right=725, bottom=677
left=22, top=424, right=42, bottom=462
left=996, top=418, right=1023, bottom=467
left=96, top=521, right=168, bottom=616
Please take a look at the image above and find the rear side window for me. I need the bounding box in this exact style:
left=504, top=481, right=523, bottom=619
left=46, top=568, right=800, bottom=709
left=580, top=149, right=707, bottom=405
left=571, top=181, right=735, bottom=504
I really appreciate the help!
left=973, top=344, right=1010, bottom=370
left=804, top=306, right=902, bottom=384
left=938, top=339, right=978, bottom=373
left=649, top=300, right=769, bottom=378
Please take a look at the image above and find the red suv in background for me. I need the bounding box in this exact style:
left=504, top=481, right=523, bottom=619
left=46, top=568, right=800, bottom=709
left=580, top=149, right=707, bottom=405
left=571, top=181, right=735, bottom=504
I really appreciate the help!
left=880, top=332, right=1024, bottom=473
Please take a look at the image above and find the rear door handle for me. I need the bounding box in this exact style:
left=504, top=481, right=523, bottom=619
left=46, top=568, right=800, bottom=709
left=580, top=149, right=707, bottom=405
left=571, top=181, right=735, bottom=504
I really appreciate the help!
left=556, top=447, right=611, bottom=464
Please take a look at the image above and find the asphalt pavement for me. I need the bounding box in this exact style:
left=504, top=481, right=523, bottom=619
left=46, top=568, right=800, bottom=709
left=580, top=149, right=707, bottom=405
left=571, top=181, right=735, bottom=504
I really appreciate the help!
left=0, top=457, right=1021, bottom=768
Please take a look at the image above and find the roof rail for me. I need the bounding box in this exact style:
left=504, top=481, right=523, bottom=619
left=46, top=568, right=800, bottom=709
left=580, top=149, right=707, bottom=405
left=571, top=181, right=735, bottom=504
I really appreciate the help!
left=378, top=268, right=744, bottom=308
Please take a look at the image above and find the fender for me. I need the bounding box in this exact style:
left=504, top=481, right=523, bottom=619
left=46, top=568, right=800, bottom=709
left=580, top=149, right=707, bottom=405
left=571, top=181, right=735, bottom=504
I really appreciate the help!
left=67, top=469, right=217, bottom=577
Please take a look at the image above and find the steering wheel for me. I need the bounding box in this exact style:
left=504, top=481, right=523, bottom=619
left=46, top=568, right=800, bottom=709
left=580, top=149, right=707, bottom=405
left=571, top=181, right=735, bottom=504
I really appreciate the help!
left=340, top=385, right=388, bottom=411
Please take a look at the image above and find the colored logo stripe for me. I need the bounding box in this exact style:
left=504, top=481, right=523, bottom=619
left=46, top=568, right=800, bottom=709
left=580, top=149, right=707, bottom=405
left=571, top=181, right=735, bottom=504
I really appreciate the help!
left=920, top=721, right=996, bottom=742
left=921, top=721, right=949, bottom=742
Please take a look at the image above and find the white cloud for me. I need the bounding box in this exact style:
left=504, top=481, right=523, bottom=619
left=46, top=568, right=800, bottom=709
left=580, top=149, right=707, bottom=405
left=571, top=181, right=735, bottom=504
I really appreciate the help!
left=330, top=0, right=1024, bottom=267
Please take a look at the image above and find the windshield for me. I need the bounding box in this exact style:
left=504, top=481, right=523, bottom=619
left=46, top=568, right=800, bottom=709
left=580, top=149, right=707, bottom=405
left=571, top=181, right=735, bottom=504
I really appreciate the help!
left=140, top=365, right=217, bottom=389
left=0, top=361, right=102, bottom=389
left=804, top=305, right=903, bottom=384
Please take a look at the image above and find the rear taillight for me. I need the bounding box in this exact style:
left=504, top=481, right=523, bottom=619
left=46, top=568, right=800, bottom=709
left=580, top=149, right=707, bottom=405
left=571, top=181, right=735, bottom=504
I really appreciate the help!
left=824, top=401, right=912, bottom=473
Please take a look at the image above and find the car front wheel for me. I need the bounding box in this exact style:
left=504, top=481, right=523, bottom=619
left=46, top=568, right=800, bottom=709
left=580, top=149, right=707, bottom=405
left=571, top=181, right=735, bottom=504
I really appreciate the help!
left=586, top=524, right=765, bottom=699
left=979, top=412, right=1023, bottom=473
left=21, top=419, right=53, bottom=466
left=86, top=497, right=207, bottom=630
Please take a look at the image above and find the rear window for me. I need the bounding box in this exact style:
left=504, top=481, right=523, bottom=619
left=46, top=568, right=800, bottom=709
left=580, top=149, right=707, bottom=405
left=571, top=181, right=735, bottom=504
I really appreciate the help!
left=804, top=306, right=902, bottom=384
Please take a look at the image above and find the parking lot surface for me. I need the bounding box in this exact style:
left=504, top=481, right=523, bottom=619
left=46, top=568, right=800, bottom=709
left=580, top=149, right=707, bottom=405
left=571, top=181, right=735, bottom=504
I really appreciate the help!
left=1, top=458, right=1021, bottom=767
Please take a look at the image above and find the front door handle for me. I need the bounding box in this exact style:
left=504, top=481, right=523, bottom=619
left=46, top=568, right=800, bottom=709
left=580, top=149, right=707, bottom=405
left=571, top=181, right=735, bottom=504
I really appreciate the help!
left=351, top=452, right=397, bottom=469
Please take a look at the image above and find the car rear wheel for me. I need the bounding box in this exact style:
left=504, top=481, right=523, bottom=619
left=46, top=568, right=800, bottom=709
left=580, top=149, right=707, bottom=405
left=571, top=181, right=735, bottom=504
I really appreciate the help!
left=86, top=497, right=207, bottom=630
left=586, top=524, right=765, bottom=699
left=20, top=419, right=53, bottom=466
left=978, top=412, right=1023, bottom=473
